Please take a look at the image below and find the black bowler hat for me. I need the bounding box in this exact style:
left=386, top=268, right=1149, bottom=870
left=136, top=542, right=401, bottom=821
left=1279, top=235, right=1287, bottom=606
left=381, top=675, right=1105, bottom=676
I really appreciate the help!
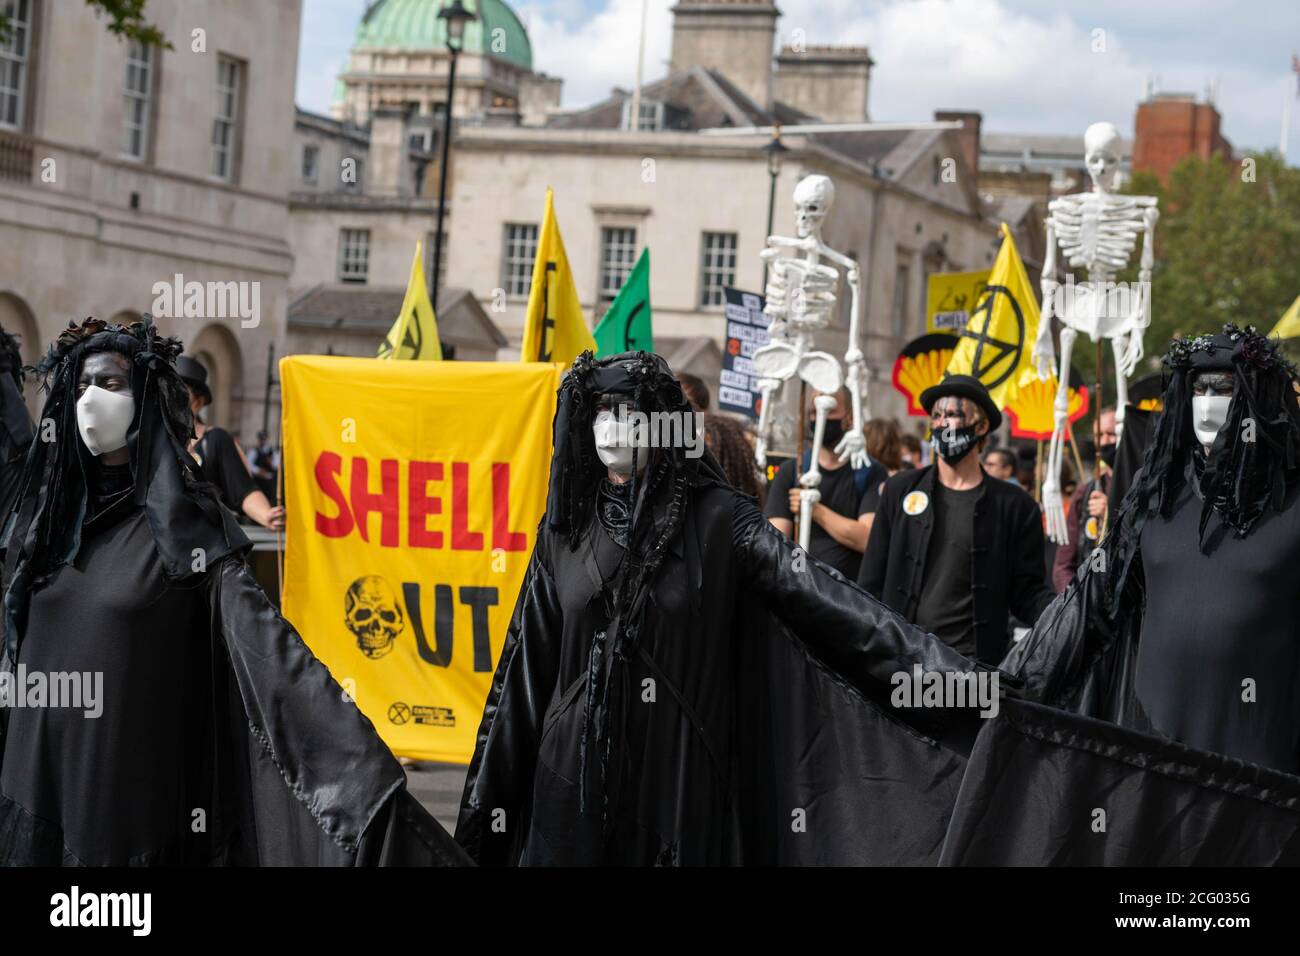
left=920, top=374, right=1002, bottom=432
left=175, top=355, right=213, bottom=406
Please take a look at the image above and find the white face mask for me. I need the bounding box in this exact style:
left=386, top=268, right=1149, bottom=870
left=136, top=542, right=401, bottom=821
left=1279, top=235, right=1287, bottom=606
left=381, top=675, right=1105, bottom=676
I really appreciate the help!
left=593, top=408, right=650, bottom=476
left=77, top=385, right=135, bottom=457
left=1191, top=395, right=1232, bottom=449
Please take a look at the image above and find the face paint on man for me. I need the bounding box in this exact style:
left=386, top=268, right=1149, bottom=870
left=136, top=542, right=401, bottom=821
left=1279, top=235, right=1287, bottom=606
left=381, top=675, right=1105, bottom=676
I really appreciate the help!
left=929, top=398, right=985, bottom=465
left=75, top=351, right=135, bottom=463
left=1190, top=371, right=1235, bottom=450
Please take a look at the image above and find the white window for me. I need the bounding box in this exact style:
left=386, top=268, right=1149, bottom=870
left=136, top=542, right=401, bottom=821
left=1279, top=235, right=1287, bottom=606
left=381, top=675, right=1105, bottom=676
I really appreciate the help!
left=620, top=98, right=663, bottom=132
left=121, top=40, right=153, bottom=159
left=338, top=229, right=370, bottom=283
left=211, top=56, right=242, bottom=180
left=0, top=0, right=32, bottom=131
left=599, top=227, right=637, bottom=308
left=699, top=232, right=737, bottom=307
left=301, top=143, right=319, bottom=184
left=892, top=260, right=911, bottom=336
left=501, top=223, right=538, bottom=298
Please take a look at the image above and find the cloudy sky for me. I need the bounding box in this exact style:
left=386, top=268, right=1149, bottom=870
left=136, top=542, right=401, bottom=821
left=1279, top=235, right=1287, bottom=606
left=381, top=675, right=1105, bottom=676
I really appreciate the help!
left=297, top=0, right=1299, bottom=157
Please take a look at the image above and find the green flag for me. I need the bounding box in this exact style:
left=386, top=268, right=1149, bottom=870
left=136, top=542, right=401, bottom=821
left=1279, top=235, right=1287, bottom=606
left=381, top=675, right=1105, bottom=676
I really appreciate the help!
left=593, top=249, right=653, bottom=357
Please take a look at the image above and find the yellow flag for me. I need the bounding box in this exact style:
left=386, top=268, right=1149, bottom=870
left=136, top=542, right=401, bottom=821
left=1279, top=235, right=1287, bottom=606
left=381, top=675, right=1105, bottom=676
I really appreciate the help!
left=944, top=223, right=1042, bottom=408
left=1269, top=294, right=1300, bottom=340
left=378, top=241, right=443, bottom=360
left=520, top=188, right=596, bottom=364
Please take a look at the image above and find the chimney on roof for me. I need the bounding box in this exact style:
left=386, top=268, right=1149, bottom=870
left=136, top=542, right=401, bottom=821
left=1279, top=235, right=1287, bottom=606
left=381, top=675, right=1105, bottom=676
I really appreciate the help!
left=670, top=0, right=780, bottom=111
left=369, top=105, right=414, bottom=198
left=1133, top=92, right=1233, bottom=183
left=773, top=45, right=873, bottom=122
left=934, top=110, right=982, bottom=193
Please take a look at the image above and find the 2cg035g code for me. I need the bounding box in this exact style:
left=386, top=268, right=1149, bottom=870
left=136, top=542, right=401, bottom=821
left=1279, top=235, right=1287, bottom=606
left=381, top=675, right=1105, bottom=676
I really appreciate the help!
left=1120, top=892, right=1250, bottom=906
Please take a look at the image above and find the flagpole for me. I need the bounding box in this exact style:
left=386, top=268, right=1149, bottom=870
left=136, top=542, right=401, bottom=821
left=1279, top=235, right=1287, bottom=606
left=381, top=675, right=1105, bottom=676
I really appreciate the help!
left=629, top=0, right=648, bottom=131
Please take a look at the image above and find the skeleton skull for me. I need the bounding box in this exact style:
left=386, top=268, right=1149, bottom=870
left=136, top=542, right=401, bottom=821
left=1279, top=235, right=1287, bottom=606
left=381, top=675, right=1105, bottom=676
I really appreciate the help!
left=1083, top=121, right=1122, bottom=193
left=344, top=575, right=405, bottom=659
left=793, top=175, right=835, bottom=239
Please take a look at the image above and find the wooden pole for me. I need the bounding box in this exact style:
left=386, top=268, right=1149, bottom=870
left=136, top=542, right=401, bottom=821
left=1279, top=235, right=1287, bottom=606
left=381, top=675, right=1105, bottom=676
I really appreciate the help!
left=1094, top=340, right=1104, bottom=479
left=793, top=380, right=807, bottom=543
left=1034, top=440, right=1043, bottom=503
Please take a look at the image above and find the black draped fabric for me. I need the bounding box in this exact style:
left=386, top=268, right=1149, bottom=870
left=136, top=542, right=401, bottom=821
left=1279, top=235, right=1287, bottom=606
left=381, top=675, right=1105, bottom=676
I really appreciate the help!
left=457, top=351, right=989, bottom=866
left=0, top=544, right=470, bottom=867
left=0, top=316, right=468, bottom=867
left=940, top=700, right=1300, bottom=866
left=0, top=354, right=32, bottom=523
left=457, top=486, right=982, bottom=865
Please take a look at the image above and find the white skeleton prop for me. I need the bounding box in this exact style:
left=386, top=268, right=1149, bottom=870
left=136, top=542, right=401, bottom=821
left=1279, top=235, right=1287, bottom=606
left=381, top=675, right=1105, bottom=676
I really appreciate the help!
left=753, top=174, right=868, bottom=551
left=1032, top=122, right=1159, bottom=545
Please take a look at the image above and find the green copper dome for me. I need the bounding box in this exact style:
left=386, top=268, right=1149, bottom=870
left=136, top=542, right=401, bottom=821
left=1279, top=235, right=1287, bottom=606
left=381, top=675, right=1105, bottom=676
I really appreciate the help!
left=355, top=0, right=533, bottom=71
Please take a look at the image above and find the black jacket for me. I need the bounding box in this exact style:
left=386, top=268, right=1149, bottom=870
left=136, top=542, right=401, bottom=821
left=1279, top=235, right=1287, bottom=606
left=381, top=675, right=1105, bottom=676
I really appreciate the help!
left=858, top=465, right=1053, bottom=664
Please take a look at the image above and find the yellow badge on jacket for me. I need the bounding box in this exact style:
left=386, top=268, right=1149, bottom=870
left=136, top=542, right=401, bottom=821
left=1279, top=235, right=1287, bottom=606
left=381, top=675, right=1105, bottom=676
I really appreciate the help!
left=903, top=491, right=930, bottom=516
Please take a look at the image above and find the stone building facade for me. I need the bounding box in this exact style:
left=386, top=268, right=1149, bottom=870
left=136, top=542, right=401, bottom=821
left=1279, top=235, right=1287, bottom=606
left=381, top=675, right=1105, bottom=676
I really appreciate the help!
left=0, top=0, right=300, bottom=439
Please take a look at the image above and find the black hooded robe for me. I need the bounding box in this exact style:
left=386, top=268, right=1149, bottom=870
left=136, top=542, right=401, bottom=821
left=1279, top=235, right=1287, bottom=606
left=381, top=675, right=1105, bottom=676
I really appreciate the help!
left=457, top=471, right=988, bottom=866
left=939, top=325, right=1300, bottom=865
left=0, top=317, right=469, bottom=866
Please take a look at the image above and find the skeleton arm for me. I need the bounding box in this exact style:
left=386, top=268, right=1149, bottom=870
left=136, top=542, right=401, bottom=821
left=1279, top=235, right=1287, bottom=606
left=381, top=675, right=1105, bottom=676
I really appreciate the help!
left=1034, top=216, right=1061, bottom=380
left=1120, top=204, right=1159, bottom=375
left=837, top=262, right=868, bottom=468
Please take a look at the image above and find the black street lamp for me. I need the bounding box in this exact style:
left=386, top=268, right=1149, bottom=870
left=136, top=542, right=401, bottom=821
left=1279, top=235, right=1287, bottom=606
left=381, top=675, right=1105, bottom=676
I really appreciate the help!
left=430, top=0, right=476, bottom=315
left=762, top=126, right=788, bottom=289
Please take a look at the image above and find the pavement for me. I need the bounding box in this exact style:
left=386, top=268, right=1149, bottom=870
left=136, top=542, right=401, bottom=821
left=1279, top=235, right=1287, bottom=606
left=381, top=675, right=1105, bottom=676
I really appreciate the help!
left=404, top=762, right=470, bottom=833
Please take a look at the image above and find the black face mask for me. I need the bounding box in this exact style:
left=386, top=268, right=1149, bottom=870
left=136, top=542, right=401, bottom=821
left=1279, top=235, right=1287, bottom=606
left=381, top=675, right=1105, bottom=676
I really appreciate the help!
left=806, top=418, right=845, bottom=450
left=931, top=425, right=979, bottom=465
left=1099, top=443, right=1117, bottom=469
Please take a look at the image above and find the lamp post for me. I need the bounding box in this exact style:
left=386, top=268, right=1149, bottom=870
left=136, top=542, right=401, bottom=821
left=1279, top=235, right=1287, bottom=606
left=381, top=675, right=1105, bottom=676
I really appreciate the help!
left=761, top=125, right=788, bottom=289
left=430, top=0, right=476, bottom=314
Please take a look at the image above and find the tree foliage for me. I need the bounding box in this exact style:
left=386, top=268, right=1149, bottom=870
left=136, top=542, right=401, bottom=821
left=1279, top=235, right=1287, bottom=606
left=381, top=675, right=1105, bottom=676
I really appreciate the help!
left=0, top=0, right=169, bottom=48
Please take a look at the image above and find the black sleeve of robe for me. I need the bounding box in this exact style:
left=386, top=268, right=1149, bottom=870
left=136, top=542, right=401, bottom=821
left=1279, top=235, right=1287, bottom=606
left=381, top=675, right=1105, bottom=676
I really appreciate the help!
left=212, top=558, right=471, bottom=865
left=733, top=495, right=980, bottom=699
left=454, top=534, right=563, bottom=866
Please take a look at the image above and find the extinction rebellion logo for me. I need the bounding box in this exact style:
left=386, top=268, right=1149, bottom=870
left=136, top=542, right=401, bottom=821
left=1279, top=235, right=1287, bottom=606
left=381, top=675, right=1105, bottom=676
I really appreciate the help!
left=388, top=701, right=455, bottom=727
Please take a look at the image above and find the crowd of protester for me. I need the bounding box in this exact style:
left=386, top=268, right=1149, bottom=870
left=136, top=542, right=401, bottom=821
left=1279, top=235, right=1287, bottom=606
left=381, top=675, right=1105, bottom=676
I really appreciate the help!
left=688, top=373, right=1111, bottom=662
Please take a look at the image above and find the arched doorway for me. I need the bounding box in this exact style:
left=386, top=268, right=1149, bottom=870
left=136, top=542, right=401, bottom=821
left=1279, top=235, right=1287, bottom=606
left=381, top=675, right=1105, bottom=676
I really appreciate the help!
left=0, top=292, right=44, bottom=417
left=187, top=323, right=245, bottom=440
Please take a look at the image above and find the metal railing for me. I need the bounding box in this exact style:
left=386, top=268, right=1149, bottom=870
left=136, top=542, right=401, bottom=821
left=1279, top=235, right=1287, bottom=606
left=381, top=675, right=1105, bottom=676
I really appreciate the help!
left=0, top=129, right=34, bottom=183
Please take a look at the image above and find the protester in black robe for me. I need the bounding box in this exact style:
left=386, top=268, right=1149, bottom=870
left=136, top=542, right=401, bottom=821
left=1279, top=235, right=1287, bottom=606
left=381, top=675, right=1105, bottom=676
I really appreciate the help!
left=938, top=325, right=1300, bottom=865
left=0, top=316, right=468, bottom=866
left=456, top=351, right=1001, bottom=866
left=0, top=329, right=33, bottom=521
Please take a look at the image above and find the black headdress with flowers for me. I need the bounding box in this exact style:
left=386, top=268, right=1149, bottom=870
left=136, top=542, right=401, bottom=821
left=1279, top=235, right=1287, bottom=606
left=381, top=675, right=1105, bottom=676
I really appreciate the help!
left=1, top=315, right=248, bottom=663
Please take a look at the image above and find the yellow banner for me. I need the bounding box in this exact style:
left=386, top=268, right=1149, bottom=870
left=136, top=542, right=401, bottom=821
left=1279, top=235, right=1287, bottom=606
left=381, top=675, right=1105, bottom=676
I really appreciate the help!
left=926, top=269, right=990, bottom=334
left=281, top=356, right=562, bottom=763
left=945, top=224, right=1043, bottom=409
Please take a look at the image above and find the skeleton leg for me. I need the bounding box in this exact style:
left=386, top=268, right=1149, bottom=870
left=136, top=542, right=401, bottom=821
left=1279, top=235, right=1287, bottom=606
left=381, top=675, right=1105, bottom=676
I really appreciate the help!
left=798, top=393, right=837, bottom=552
left=754, top=377, right=781, bottom=472
left=1111, top=334, right=1130, bottom=443
left=1042, top=327, right=1076, bottom=545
